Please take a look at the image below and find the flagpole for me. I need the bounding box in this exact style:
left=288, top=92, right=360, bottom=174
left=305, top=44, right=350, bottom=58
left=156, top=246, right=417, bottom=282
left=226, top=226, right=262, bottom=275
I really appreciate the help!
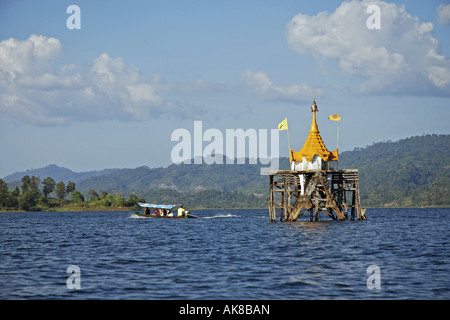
left=328, top=114, right=341, bottom=170
left=337, top=120, right=340, bottom=170
left=337, top=120, right=340, bottom=151
left=287, top=122, right=291, bottom=152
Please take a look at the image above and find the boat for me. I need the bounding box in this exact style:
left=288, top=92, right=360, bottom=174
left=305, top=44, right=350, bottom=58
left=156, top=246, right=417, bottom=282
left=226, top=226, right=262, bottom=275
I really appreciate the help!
left=133, top=203, right=200, bottom=219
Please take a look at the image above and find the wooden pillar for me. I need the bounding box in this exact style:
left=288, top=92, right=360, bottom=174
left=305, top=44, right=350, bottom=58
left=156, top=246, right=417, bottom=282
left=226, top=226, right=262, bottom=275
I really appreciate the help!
left=284, top=182, right=288, bottom=221
left=355, top=180, right=362, bottom=220
left=269, top=175, right=275, bottom=221
left=315, top=190, right=319, bottom=221
left=351, top=189, right=356, bottom=221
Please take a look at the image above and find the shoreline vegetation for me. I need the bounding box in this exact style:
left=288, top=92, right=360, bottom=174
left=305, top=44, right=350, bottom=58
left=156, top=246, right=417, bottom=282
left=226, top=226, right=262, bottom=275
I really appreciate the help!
left=1, top=134, right=449, bottom=212
left=3, top=175, right=448, bottom=213
left=0, top=174, right=266, bottom=212
left=0, top=175, right=143, bottom=213
left=1, top=173, right=449, bottom=213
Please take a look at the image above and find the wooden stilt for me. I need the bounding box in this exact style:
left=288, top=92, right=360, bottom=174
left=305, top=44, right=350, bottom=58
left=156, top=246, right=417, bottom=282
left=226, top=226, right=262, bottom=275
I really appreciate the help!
left=268, top=169, right=363, bottom=222
left=269, top=175, right=275, bottom=221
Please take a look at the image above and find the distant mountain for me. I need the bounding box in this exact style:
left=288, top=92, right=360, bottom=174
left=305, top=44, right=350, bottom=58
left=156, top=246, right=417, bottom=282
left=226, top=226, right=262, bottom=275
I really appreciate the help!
left=75, top=159, right=290, bottom=196
left=3, top=164, right=119, bottom=184
left=339, top=134, right=450, bottom=207
left=3, top=134, right=449, bottom=208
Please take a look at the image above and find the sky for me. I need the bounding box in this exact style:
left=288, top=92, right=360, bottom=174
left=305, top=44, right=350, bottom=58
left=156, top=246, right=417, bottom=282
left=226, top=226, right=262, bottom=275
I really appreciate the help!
left=0, top=0, right=449, bottom=178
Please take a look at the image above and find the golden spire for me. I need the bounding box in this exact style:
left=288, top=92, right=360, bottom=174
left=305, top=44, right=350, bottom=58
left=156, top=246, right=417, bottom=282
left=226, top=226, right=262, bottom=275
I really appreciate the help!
left=310, top=99, right=319, bottom=133
left=290, top=100, right=338, bottom=163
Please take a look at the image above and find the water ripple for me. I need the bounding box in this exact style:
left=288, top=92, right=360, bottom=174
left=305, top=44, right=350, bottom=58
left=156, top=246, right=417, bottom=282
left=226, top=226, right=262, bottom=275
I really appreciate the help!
left=0, top=208, right=448, bottom=299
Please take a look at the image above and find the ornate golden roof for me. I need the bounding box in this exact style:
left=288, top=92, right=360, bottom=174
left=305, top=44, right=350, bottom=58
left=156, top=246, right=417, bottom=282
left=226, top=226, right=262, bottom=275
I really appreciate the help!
left=290, top=100, right=338, bottom=163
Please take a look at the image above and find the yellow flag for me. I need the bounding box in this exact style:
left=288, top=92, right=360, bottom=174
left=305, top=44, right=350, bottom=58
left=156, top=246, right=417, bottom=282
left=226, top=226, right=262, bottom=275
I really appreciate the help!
left=328, top=114, right=341, bottom=121
left=278, top=118, right=288, bottom=130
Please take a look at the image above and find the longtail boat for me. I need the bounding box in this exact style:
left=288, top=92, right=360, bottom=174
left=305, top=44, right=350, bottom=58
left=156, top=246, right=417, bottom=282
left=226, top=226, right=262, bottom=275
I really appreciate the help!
left=133, top=203, right=200, bottom=219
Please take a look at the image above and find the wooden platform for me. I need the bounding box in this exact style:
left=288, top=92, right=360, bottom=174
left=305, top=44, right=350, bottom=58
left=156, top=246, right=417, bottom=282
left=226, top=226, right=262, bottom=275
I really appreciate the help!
left=268, top=169, right=364, bottom=221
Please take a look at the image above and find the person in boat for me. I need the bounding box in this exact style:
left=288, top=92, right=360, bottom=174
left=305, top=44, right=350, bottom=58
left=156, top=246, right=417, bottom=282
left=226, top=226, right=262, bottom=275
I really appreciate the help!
left=155, top=208, right=160, bottom=216
left=177, top=206, right=185, bottom=217
left=167, top=210, right=173, bottom=217
left=144, top=207, right=150, bottom=215
left=162, top=208, right=167, bottom=216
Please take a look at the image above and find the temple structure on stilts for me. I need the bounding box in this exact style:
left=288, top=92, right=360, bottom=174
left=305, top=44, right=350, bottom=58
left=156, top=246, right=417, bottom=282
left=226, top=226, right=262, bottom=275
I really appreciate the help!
left=268, top=100, right=366, bottom=221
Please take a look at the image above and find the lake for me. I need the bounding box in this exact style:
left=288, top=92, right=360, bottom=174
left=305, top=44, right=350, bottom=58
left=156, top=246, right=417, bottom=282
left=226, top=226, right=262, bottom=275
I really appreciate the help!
left=0, top=208, right=448, bottom=300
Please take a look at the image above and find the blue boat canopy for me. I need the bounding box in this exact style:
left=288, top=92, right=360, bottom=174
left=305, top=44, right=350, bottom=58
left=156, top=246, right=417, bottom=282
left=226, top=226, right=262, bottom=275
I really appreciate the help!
left=138, top=203, right=181, bottom=210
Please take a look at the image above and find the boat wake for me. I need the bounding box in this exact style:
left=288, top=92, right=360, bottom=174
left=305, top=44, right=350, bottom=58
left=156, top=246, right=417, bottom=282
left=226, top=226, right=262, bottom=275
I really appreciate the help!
left=128, top=212, right=239, bottom=219
left=202, top=213, right=239, bottom=219
left=129, top=213, right=146, bottom=219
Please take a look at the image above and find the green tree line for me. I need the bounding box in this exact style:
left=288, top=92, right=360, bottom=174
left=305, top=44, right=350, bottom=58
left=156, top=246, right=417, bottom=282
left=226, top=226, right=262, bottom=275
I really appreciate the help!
left=0, top=175, right=267, bottom=212
left=0, top=175, right=141, bottom=212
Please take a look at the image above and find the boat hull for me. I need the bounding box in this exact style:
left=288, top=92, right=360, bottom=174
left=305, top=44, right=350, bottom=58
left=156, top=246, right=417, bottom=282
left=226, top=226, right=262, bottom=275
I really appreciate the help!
left=133, top=212, right=199, bottom=219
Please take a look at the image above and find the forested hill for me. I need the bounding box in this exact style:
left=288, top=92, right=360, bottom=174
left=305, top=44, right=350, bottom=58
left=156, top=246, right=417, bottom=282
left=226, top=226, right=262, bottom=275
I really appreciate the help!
left=75, top=134, right=450, bottom=208
left=76, top=158, right=290, bottom=195
left=3, top=164, right=119, bottom=184
left=3, top=134, right=449, bottom=208
left=338, top=134, right=449, bottom=207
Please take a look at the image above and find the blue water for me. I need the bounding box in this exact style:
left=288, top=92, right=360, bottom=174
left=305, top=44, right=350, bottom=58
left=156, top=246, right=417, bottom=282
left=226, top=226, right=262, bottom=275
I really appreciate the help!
left=0, top=208, right=448, bottom=300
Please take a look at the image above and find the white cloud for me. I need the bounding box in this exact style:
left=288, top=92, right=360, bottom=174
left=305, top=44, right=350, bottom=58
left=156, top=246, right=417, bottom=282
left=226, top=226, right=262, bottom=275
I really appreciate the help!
left=0, top=35, right=186, bottom=126
left=438, top=3, right=450, bottom=26
left=0, top=35, right=62, bottom=75
left=285, top=0, right=450, bottom=96
left=240, top=70, right=320, bottom=103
